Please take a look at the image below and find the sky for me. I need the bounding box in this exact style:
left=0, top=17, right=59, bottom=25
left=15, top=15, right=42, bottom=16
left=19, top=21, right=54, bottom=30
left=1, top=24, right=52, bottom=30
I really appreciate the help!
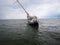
left=0, top=0, right=60, bottom=19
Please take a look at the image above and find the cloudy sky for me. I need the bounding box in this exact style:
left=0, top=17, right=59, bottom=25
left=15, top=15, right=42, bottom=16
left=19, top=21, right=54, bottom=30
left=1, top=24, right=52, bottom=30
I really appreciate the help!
left=0, top=0, right=60, bottom=19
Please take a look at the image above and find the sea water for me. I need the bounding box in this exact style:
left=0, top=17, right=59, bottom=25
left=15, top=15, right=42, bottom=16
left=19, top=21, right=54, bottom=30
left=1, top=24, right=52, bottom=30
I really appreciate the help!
left=0, top=19, right=60, bottom=45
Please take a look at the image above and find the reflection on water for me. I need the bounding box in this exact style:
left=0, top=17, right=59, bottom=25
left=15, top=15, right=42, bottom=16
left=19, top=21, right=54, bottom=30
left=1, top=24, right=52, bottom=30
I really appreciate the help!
left=0, top=19, right=60, bottom=45
left=27, top=24, right=39, bottom=31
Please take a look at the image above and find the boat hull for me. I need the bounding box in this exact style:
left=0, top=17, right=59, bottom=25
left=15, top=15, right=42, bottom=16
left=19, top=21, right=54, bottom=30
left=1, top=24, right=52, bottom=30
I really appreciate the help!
left=28, top=22, right=39, bottom=26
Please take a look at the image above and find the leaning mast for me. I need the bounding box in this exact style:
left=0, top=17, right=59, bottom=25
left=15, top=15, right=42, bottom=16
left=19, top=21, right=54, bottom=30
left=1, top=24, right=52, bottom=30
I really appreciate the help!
left=17, top=0, right=29, bottom=17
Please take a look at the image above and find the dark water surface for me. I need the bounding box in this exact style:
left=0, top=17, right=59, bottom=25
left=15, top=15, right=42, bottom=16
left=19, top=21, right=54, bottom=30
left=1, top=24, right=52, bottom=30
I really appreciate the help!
left=0, top=19, right=60, bottom=45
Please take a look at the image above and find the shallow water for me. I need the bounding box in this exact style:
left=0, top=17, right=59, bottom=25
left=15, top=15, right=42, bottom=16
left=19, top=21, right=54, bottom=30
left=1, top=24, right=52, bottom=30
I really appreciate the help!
left=0, top=19, right=60, bottom=45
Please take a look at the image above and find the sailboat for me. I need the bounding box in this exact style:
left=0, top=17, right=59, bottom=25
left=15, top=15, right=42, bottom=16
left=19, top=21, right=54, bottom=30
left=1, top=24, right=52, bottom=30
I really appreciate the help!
left=17, top=0, right=39, bottom=26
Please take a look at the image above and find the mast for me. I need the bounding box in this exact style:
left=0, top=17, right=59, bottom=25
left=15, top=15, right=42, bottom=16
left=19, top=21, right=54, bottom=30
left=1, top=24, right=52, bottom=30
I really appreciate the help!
left=17, top=0, right=29, bottom=17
